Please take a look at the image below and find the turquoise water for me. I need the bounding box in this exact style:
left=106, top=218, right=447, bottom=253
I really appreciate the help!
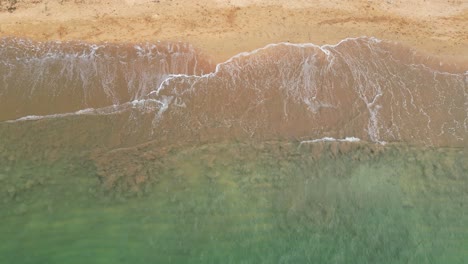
left=1, top=139, right=467, bottom=263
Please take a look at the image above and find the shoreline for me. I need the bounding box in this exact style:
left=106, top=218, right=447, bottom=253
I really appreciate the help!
left=0, top=0, right=467, bottom=64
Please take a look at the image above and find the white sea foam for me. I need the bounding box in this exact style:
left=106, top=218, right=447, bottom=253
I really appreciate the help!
left=153, top=36, right=374, bottom=96
left=5, top=105, right=131, bottom=123
left=8, top=108, right=97, bottom=122
left=299, top=137, right=361, bottom=145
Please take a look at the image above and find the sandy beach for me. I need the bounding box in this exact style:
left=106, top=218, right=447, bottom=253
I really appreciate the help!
left=0, top=0, right=467, bottom=63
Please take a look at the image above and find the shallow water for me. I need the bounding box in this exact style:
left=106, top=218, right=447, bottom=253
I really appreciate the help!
left=0, top=140, right=467, bottom=263
left=0, top=38, right=213, bottom=121
left=1, top=37, right=466, bottom=147
left=0, top=37, right=467, bottom=263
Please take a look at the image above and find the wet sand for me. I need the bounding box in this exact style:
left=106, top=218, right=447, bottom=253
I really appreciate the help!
left=0, top=0, right=467, bottom=64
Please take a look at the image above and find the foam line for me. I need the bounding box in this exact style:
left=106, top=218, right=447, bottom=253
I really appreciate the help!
left=299, top=137, right=361, bottom=145
left=154, top=36, right=375, bottom=95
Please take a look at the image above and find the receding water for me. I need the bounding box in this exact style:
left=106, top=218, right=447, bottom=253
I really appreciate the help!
left=0, top=37, right=467, bottom=263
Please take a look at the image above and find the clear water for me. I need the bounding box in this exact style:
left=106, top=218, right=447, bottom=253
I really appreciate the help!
left=0, top=139, right=467, bottom=263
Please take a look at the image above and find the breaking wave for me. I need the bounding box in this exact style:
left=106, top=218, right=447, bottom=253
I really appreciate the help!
left=0, top=38, right=213, bottom=120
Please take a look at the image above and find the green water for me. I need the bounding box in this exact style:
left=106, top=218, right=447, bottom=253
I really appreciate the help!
left=0, top=139, right=467, bottom=263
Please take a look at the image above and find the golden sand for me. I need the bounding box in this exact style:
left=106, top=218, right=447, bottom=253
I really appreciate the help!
left=0, top=0, right=467, bottom=63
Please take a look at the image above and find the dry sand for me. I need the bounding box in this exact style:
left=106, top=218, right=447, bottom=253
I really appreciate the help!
left=0, top=0, right=467, bottom=63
